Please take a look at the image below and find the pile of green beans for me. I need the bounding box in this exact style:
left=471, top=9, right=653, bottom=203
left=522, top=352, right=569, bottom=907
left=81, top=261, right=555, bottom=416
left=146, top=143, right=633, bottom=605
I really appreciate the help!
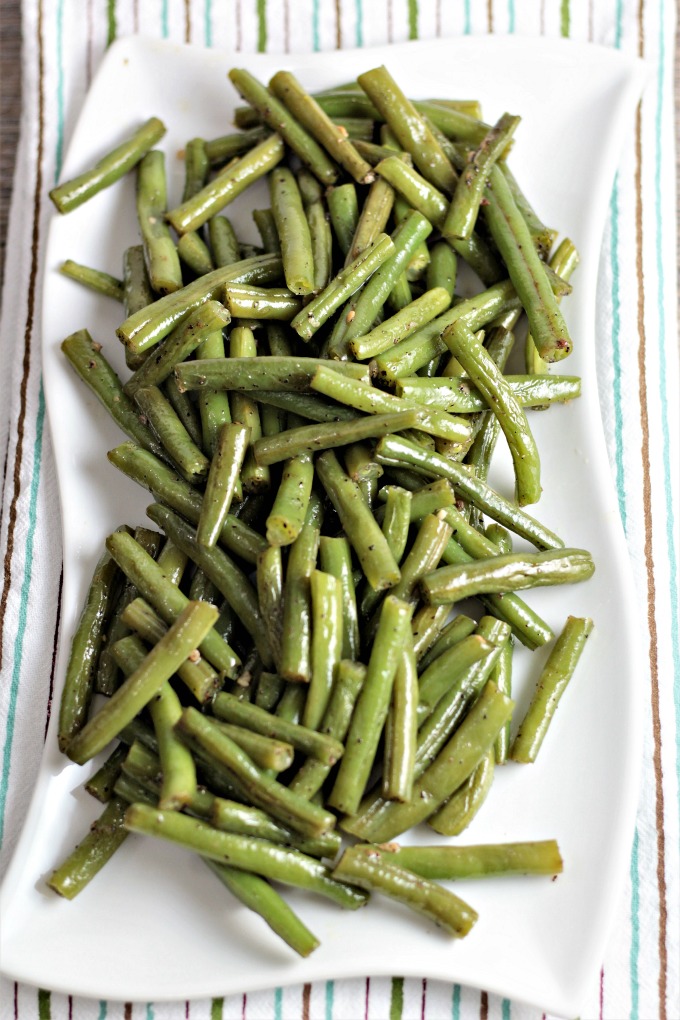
left=49, top=63, right=596, bottom=955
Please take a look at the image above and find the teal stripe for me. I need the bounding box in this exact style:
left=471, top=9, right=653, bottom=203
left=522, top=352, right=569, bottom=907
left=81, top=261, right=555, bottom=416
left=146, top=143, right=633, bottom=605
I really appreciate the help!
left=653, top=0, right=680, bottom=781
left=204, top=0, right=212, bottom=46
left=451, top=984, right=460, bottom=1020
left=274, top=986, right=282, bottom=1020
left=0, top=387, right=46, bottom=846
left=312, top=0, right=320, bottom=51
left=629, top=827, right=640, bottom=1018
left=608, top=181, right=627, bottom=531
left=501, top=999, right=511, bottom=1020
left=463, top=1, right=471, bottom=34
left=325, top=980, right=334, bottom=1020
left=407, top=0, right=418, bottom=39
left=355, top=0, right=363, bottom=46
left=146, top=1004, right=155, bottom=1019
left=97, top=1002, right=107, bottom=1020
left=614, top=0, right=624, bottom=47
left=507, top=0, right=515, bottom=33
left=161, top=0, right=169, bottom=38
left=55, top=0, right=65, bottom=179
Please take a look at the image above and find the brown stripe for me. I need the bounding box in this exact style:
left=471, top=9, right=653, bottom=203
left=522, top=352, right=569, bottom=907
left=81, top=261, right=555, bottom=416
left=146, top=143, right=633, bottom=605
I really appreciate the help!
left=0, top=0, right=45, bottom=672
left=283, top=0, right=290, bottom=52
left=13, top=982, right=17, bottom=1020
left=301, top=983, right=311, bottom=1020
left=43, top=567, right=63, bottom=741
left=634, top=3, right=668, bottom=1015
left=387, top=0, right=393, bottom=43
left=124, top=1004, right=132, bottom=1020
left=479, top=990, right=488, bottom=1020
left=335, top=0, right=342, bottom=48
left=183, top=0, right=191, bottom=43
left=487, top=0, right=494, bottom=32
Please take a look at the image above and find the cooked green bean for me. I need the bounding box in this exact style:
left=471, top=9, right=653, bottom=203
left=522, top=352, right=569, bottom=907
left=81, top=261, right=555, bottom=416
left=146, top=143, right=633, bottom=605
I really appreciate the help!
left=350, top=287, right=451, bottom=361
left=204, top=126, right=271, bottom=165
left=197, top=423, right=250, bottom=547
left=326, top=182, right=359, bottom=257
left=224, top=283, right=302, bottom=320
left=279, top=497, right=321, bottom=682
left=167, top=133, right=285, bottom=234
left=379, top=486, right=412, bottom=566
left=329, top=595, right=413, bottom=815
left=395, top=373, right=582, bottom=412
left=175, top=355, right=369, bottom=394
left=268, top=166, right=315, bottom=296
left=177, top=231, right=214, bottom=276
left=510, top=616, right=594, bottom=763
left=383, top=640, right=418, bottom=802
left=304, top=571, right=343, bottom=731
left=319, top=536, right=360, bottom=660
left=332, top=846, right=478, bottom=938
left=209, top=215, right=241, bottom=267
left=149, top=681, right=197, bottom=809
left=428, top=748, right=495, bottom=835
left=50, top=117, right=166, bottom=213
left=134, top=385, right=209, bottom=484
left=491, top=636, right=514, bottom=764
left=266, top=453, right=314, bottom=547
left=60, top=260, right=124, bottom=301
left=411, top=605, right=460, bottom=664
left=215, top=721, right=294, bottom=772
left=418, top=612, right=478, bottom=672
left=67, top=600, right=218, bottom=764
left=47, top=798, right=129, bottom=898
left=368, top=840, right=563, bottom=879
left=85, top=744, right=128, bottom=802
left=417, top=633, right=496, bottom=724
left=525, top=237, right=580, bottom=380
left=256, top=544, right=284, bottom=669
left=136, top=150, right=183, bottom=295
left=386, top=513, right=453, bottom=606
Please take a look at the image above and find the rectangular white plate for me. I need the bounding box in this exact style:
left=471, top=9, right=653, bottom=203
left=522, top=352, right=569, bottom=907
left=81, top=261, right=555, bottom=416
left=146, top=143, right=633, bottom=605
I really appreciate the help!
left=0, top=34, right=647, bottom=1019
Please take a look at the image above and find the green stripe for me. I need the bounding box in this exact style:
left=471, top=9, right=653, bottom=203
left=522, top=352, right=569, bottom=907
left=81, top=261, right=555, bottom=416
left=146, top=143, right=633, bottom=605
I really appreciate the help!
left=38, top=989, right=51, bottom=1020
left=630, top=827, right=640, bottom=1019
left=608, top=182, right=627, bottom=532
left=451, top=984, right=460, bottom=1020
left=325, top=980, right=334, bottom=1020
left=256, top=0, right=267, bottom=52
left=55, top=0, right=64, bottom=178
left=106, top=0, right=117, bottom=46
left=0, top=392, right=47, bottom=846
left=653, top=0, right=680, bottom=782
left=210, top=998, right=223, bottom=1020
left=204, top=0, right=212, bottom=45
left=407, top=0, right=418, bottom=39
left=560, top=0, right=570, bottom=36
left=389, top=977, right=404, bottom=1020
left=355, top=0, right=363, bottom=45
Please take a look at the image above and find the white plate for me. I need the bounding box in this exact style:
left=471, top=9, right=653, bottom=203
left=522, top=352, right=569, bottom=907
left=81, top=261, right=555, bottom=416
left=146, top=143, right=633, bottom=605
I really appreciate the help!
left=0, top=34, right=647, bottom=1018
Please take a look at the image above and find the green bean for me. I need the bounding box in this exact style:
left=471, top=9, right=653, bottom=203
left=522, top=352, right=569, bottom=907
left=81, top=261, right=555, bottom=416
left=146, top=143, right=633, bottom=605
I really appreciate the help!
left=358, top=66, right=457, bottom=194
left=149, top=682, right=197, bottom=809
left=510, top=616, right=594, bottom=763
left=304, top=571, right=343, bottom=731
left=499, top=161, right=556, bottom=260
left=329, top=595, right=413, bottom=815
left=252, top=208, right=280, bottom=255
left=491, top=636, right=514, bottom=764
left=346, top=177, right=395, bottom=265
left=136, top=150, right=183, bottom=294
left=421, top=548, right=595, bottom=604
left=332, top=846, right=478, bottom=938
left=50, top=117, right=166, bottom=213
left=107, top=443, right=265, bottom=565
left=445, top=319, right=541, bottom=505
left=60, top=260, right=124, bottom=301
left=124, top=802, right=366, bottom=908
left=319, top=537, right=360, bottom=660
left=197, top=423, right=250, bottom=547
left=291, top=233, right=394, bottom=342
left=177, top=708, right=336, bottom=839
left=417, top=634, right=496, bottom=724
left=316, top=450, right=400, bottom=593
left=215, top=722, right=294, bottom=772
left=67, top=600, right=218, bottom=764
left=395, top=374, right=582, bottom=412
left=270, top=71, right=375, bottom=184
left=208, top=215, right=241, bottom=267
left=124, top=301, right=231, bottom=399
left=418, top=612, right=478, bottom=672
left=47, top=798, right=129, bottom=898
left=146, top=503, right=272, bottom=668
left=410, top=604, right=450, bottom=663
left=58, top=548, right=120, bottom=752
left=176, top=355, right=369, bottom=394
left=204, top=126, right=271, bottom=165
left=253, top=409, right=421, bottom=467
left=117, top=253, right=281, bottom=353
left=350, top=287, right=451, bottom=361
left=279, top=497, right=320, bottom=682
left=303, top=192, right=333, bottom=293
left=105, top=529, right=240, bottom=678
left=255, top=671, right=285, bottom=712
left=223, top=283, right=302, bottom=320
left=326, top=183, right=359, bottom=257
left=134, top=385, right=209, bottom=484
left=256, top=545, right=284, bottom=668
left=484, top=164, right=572, bottom=361
left=426, top=240, right=457, bottom=298
left=269, top=166, right=315, bottom=296
left=525, top=237, right=580, bottom=381
left=374, top=434, right=564, bottom=550
left=194, top=330, right=233, bottom=458
left=385, top=513, right=453, bottom=608
left=177, top=231, right=214, bottom=276
left=310, top=366, right=470, bottom=448
left=383, top=640, right=418, bottom=802
left=167, top=134, right=285, bottom=234
left=428, top=749, right=495, bottom=836
left=163, top=374, right=204, bottom=449
left=342, top=680, right=513, bottom=841
left=85, top=744, right=128, bottom=802
left=443, top=113, right=520, bottom=241
left=123, top=243, right=154, bottom=317
left=369, top=840, right=563, bottom=880
left=266, top=452, right=314, bottom=546
left=228, top=326, right=269, bottom=494
left=352, top=140, right=409, bottom=166
left=120, top=598, right=220, bottom=703
left=379, top=486, right=412, bottom=567
left=61, top=330, right=166, bottom=460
